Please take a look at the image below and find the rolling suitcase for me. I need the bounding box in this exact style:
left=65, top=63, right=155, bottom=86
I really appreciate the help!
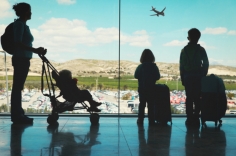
left=154, top=84, right=172, bottom=125
left=201, top=74, right=227, bottom=126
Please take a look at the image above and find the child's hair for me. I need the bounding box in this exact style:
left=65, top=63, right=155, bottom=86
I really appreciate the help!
left=188, top=28, right=201, bottom=43
left=59, top=70, right=72, bottom=80
left=12, top=3, right=31, bottom=18
left=140, top=49, right=155, bottom=63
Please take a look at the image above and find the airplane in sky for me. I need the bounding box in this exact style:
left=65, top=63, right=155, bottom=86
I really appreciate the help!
left=150, top=6, right=166, bottom=17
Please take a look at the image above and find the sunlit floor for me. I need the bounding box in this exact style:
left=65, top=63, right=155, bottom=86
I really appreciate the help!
left=0, top=116, right=236, bottom=156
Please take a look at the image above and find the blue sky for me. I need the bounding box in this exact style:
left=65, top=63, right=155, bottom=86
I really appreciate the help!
left=0, top=0, right=236, bottom=67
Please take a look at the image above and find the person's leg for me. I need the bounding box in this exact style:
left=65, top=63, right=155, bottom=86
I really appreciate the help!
left=184, top=75, right=194, bottom=124
left=11, top=57, right=31, bottom=123
left=79, top=90, right=101, bottom=112
left=147, top=98, right=155, bottom=125
left=192, top=75, right=201, bottom=124
left=137, top=93, right=146, bottom=124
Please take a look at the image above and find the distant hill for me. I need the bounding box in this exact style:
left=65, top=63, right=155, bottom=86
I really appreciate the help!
left=1, top=55, right=236, bottom=76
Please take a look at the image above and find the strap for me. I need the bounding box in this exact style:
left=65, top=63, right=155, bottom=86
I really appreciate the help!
left=41, top=63, right=45, bottom=95
left=14, top=19, right=26, bottom=36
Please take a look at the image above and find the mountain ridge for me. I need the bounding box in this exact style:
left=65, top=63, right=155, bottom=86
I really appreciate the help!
left=0, top=55, right=236, bottom=76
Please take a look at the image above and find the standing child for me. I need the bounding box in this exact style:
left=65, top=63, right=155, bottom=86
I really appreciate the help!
left=134, top=49, right=160, bottom=125
left=179, top=28, right=209, bottom=126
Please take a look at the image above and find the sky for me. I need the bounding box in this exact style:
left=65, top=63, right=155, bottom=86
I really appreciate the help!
left=0, top=0, right=236, bottom=67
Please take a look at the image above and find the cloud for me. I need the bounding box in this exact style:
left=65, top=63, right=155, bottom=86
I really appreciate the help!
left=31, top=18, right=151, bottom=53
left=163, top=40, right=187, bottom=46
left=121, top=30, right=151, bottom=47
left=0, top=24, right=6, bottom=34
left=228, top=30, right=236, bottom=35
left=198, top=41, right=216, bottom=49
left=208, top=58, right=236, bottom=67
left=208, top=58, right=224, bottom=65
left=0, top=0, right=13, bottom=19
left=202, top=27, right=227, bottom=35
left=57, top=0, right=76, bottom=5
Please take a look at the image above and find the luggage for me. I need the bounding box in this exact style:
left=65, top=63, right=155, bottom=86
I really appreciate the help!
left=154, top=84, right=172, bottom=124
left=200, top=74, right=227, bottom=126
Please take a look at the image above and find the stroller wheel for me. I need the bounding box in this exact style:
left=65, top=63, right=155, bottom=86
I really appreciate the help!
left=47, top=114, right=58, bottom=125
left=90, top=113, right=100, bottom=125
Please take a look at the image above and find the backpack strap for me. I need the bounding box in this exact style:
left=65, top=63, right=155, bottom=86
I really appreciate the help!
left=12, top=19, right=26, bottom=52
left=14, top=19, right=26, bottom=37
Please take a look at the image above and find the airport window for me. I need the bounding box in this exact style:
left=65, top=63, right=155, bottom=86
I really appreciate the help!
left=0, top=0, right=236, bottom=116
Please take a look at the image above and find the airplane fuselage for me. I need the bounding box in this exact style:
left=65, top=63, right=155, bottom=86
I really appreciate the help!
left=150, top=6, right=166, bottom=17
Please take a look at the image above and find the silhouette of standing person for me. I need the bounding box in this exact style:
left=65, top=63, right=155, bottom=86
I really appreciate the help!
left=179, top=28, right=209, bottom=126
left=11, top=2, right=46, bottom=124
left=134, top=49, right=160, bottom=125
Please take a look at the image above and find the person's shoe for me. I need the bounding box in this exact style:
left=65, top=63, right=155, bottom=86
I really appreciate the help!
left=12, top=116, right=33, bottom=125
left=90, top=100, right=102, bottom=107
left=137, top=118, right=144, bottom=125
left=24, top=115, right=34, bottom=122
left=87, top=107, right=101, bottom=112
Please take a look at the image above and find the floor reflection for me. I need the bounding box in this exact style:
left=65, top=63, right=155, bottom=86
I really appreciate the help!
left=5, top=117, right=234, bottom=155
left=185, top=125, right=226, bottom=156
left=10, top=124, right=33, bottom=156
left=137, top=124, right=172, bottom=155
left=41, top=122, right=100, bottom=156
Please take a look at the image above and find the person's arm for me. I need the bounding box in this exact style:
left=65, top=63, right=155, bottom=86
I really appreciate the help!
left=134, top=65, right=141, bottom=79
left=16, top=42, right=46, bottom=55
left=179, top=49, right=185, bottom=75
left=201, top=47, right=209, bottom=76
left=179, top=49, right=185, bottom=85
left=153, top=64, right=160, bottom=81
left=14, top=21, right=46, bottom=55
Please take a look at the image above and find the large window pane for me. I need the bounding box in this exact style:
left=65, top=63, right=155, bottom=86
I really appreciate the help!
left=0, top=0, right=120, bottom=114
left=120, top=0, right=236, bottom=114
left=0, top=0, right=236, bottom=116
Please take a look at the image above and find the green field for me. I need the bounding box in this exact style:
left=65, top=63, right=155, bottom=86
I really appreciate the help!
left=1, top=75, right=236, bottom=91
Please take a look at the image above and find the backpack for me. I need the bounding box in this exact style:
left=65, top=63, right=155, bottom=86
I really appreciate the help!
left=1, top=21, right=24, bottom=55
left=183, top=46, right=202, bottom=72
left=1, top=22, right=15, bottom=55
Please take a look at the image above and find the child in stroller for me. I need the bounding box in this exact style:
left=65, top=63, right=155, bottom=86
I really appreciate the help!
left=53, top=69, right=101, bottom=112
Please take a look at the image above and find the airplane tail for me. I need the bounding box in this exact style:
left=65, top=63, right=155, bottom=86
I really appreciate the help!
left=150, top=6, right=155, bottom=11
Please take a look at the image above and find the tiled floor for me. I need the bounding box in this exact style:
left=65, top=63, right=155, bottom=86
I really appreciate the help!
left=0, top=116, right=236, bottom=156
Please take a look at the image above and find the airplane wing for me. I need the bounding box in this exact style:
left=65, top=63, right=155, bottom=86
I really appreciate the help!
left=161, top=7, right=166, bottom=12
left=150, top=14, right=159, bottom=16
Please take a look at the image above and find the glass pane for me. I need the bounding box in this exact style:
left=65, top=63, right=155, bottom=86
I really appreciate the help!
left=120, top=0, right=236, bottom=115
left=0, top=0, right=119, bottom=115
left=0, top=52, right=10, bottom=113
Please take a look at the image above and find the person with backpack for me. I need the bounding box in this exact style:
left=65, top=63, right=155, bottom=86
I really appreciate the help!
left=134, top=49, right=160, bottom=125
left=179, top=28, right=209, bottom=126
left=9, top=3, right=47, bottom=124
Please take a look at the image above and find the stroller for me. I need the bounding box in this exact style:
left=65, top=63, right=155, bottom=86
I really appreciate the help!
left=38, top=54, right=100, bottom=125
